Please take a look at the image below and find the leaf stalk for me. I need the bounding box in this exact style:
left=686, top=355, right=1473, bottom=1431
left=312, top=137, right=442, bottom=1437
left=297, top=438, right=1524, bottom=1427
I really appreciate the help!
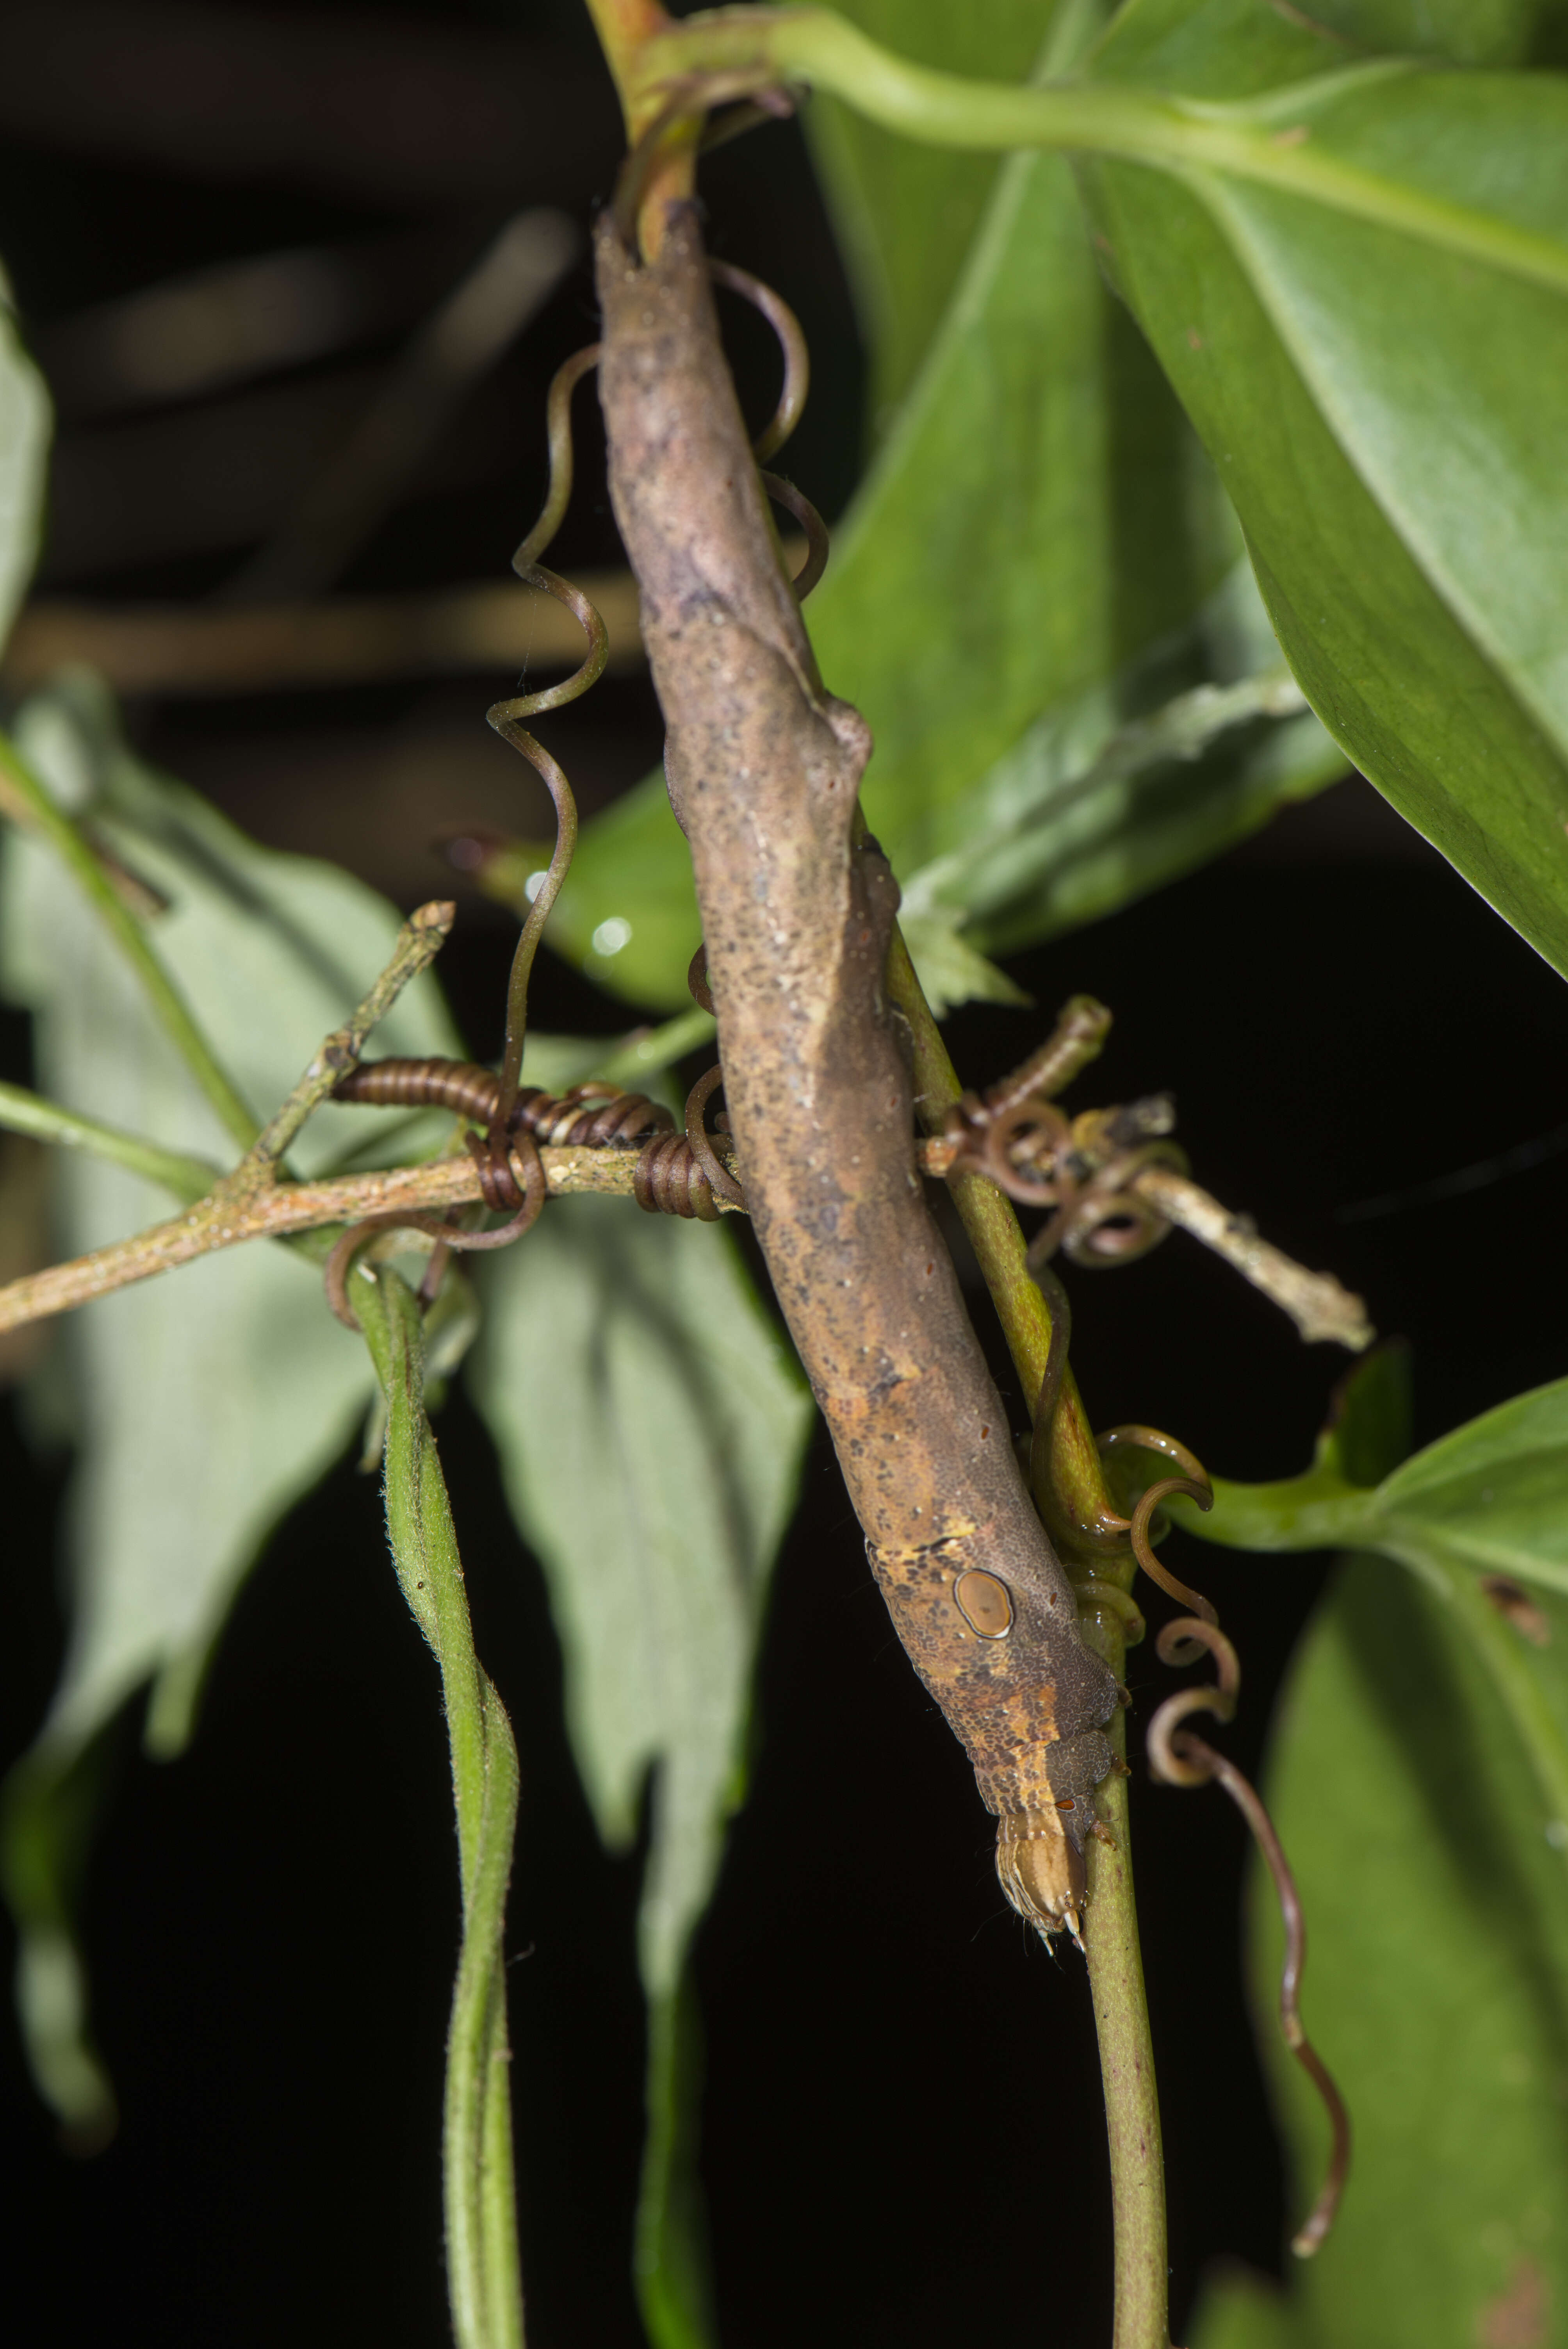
left=633, top=10, right=1568, bottom=297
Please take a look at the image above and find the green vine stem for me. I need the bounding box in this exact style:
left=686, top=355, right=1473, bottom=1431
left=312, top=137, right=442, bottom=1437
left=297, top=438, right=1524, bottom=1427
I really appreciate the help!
left=885, top=929, right=1167, bottom=2346
left=1078, top=1606, right=1169, bottom=2349
left=883, top=927, right=1124, bottom=1546
left=0, top=730, right=260, bottom=1151
left=357, top=1268, right=525, bottom=2349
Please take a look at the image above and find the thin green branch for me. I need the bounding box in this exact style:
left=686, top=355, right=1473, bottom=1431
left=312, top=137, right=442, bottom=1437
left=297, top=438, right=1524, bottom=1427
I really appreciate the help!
left=0, top=729, right=260, bottom=1151
left=634, top=12, right=1568, bottom=298
left=0, top=1078, right=218, bottom=1203
left=360, top=1268, right=525, bottom=2349
left=883, top=926, right=1124, bottom=1544
left=593, top=1003, right=716, bottom=1087
left=884, top=927, right=1168, bottom=2342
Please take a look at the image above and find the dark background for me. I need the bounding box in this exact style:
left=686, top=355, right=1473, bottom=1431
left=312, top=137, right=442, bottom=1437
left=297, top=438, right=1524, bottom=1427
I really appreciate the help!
left=4, top=5, right=1568, bottom=2345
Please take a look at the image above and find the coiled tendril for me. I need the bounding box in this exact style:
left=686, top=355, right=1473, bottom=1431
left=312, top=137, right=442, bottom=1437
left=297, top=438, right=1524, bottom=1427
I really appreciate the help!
left=1146, top=1617, right=1351, bottom=2259
left=323, top=258, right=824, bottom=1315
left=944, top=993, right=1187, bottom=1271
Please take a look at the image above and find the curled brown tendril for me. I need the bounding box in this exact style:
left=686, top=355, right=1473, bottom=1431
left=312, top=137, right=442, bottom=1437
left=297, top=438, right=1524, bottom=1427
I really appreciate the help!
left=1117, top=1453, right=1218, bottom=1668
left=944, top=996, right=1187, bottom=1270
left=487, top=342, right=606, bottom=1128
left=333, top=1058, right=675, bottom=1148
left=610, top=75, right=791, bottom=250
left=1027, top=1273, right=1217, bottom=1628
left=1147, top=1619, right=1351, bottom=2258
left=331, top=1052, right=745, bottom=1225
left=707, top=259, right=828, bottom=600
left=707, top=260, right=807, bottom=460
left=323, top=1150, right=547, bottom=1333
left=684, top=1062, right=746, bottom=1210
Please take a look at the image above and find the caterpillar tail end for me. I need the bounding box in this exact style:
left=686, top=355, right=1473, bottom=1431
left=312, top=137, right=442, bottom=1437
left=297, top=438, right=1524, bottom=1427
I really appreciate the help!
left=994, top=1808, right=1089, bottom=1948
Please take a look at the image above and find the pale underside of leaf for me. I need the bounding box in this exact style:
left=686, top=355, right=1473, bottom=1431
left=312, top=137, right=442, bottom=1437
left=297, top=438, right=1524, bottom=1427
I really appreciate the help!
left=0, top=675, right=462, bottom=2123
left=470, top=1196, right=811, bottom=1999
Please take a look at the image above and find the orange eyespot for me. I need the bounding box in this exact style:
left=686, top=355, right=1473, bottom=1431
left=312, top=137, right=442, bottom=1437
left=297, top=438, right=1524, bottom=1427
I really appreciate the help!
left=953, top=1568, right=1014, bottom=1639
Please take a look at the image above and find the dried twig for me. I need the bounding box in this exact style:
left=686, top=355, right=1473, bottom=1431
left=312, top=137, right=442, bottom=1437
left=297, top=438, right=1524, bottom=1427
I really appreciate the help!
left=1133, top=1165, right=1372, bottom=1349
left=225, top=898, right=455, bottom=1187
left=0, top=1138, right=743, bottom=1337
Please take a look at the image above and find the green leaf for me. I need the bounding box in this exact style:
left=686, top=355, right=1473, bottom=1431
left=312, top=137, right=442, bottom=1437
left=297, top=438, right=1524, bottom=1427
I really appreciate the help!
left=804, top=0, right=1058, bottom=431
left=1181, top=1365, right=1568, bottom=1607
left=1191, top=1557, right=1568, bottom=2347
left=0, top=670, right=460, bottom=2128
left=0, top=265, right=49, bottom=656
left=896, top=567, right=1345, bottom=959
left=1174, top=1355, right=1568, bottom=1888
left=567, top=15, right=1343, bottom=1016
left=1188, top=2265, right=1294, bottom=2349
left=814, top=132, right=1243, bottom=882
left=1374, top=1379, right=1568, bottom=1595
left=1082, top=7, right=1568, bottom=974
left=468, top=1198, right=813, bottom=2349
left=528, top=780, right=700, bottom=1015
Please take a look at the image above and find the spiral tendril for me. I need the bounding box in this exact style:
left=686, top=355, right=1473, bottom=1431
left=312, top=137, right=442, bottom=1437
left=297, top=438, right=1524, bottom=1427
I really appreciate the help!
left=1146, top=1618, right=1351, bottom=2258
left=707, top=258, right=828, bottom=601
left=486, top=343, right=607, bottom=1126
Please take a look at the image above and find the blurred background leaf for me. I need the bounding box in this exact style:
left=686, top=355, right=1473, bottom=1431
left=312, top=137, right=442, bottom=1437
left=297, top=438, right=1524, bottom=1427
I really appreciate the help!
left=0, top=670, right=459, bottom=2131
left=0, top=262, right=49, bottom=654
left=469, top=1198, right=813, bottom=2349
left=1191, top=1557, right=1568, bottom=2348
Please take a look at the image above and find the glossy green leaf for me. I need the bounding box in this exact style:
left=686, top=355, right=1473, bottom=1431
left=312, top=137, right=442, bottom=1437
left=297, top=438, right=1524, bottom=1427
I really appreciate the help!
left=804, top=0, right=1055, bottom=431
left=0, top=671, right=460, bottom=2128
left=1374, top=1380, right=1568, bottom=1595
left=815, top=133, right=1241, bottom=880
left=1083, top=2, right=1568, bottom=974
left=1181, top=1368, right=1568, bottom=1606
left=521, top=782, right=699, bottom=1015
left=468, top=1199, right=813, bottom=2349
left=897, top=567, right=1344, bottom=968
left=1175, top=1355, right=1568, bottom=1912
left=1250, top=0, right=1543, bottom=68
left=1190, top=1558, right=1568, bottom=2348
left=0, top=264, right=49, bottom=655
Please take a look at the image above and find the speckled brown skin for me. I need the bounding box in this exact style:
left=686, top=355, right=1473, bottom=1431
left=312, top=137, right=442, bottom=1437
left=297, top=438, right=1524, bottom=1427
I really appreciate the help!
left=595, top=205, right=1116, bottom=1928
